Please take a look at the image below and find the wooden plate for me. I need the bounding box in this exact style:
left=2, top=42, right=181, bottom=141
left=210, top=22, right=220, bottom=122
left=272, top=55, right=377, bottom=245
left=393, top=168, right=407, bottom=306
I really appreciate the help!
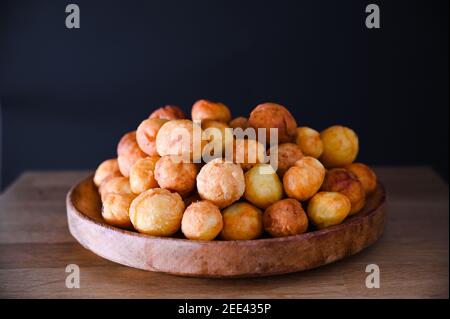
left=66, top=175, right=386, bottom=278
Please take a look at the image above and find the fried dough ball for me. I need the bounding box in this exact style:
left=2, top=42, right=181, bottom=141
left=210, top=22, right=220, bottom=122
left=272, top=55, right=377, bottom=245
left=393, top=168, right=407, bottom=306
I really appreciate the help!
left=263, top=199, right=308, bottom=237
left=283, top=156, right=326, bottom=201
left=233, top=138, right=266, bottom=171
left=221, top=202, right=263, bottom=240
left=154, top=155, right=198, bottom=197
left=345, top=163, right=377, bottom=195
left=307, top=192, right=351, bottom=229
left=129, top=188, right=185, bottom=236
left=149, top=105, right=185, bottom=120
left=248, top=103, right=297, bottom=144
left=196, top=158, right=245, bottom=208
left=93, top=158, right=121, bottom=187
left=102, top=193, right=135, bottom=229
left=244, top=164, right=284, bottom=209
left=155, top=119, right=203, bottom=161
left=136, top=118, right=168, bottom=156
left=117, top=131, right=147, bottom=177
left=129, top=156, right=160, bottom=194
left=99, top=176, right=133, bottom=201
left=201, top=120, right=234, bottom=158
left=191, top=99, right=231, bottom=123
left=181, top=200, right=223, bottom=240
left=273, top=143, right=304, bottom=177
left=229, top=117, right=249, bottom=130
left=320, top=125, right=359, bottom=168
left=321, top=168, right=366, bottom=215
left=295, top=127, right=324, bottom=158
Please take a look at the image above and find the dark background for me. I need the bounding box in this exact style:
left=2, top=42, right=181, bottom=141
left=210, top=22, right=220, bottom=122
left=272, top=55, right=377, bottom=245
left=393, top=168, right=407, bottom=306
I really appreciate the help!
left=0, top=0, right=448, bottom=190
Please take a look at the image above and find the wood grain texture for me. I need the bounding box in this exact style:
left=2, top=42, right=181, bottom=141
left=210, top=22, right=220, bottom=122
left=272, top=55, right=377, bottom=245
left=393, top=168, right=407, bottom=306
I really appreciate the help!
left=0, top=167, right=448, bottom=298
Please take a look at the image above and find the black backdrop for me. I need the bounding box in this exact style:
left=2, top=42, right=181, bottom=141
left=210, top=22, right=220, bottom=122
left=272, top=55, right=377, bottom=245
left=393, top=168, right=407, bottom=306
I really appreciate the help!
left=0, top=0, right=448, bottom=189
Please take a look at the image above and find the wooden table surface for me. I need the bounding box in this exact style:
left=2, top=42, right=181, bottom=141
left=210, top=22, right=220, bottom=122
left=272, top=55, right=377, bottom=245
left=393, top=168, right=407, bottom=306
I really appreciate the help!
left=0, top=167, right=448, bottom=298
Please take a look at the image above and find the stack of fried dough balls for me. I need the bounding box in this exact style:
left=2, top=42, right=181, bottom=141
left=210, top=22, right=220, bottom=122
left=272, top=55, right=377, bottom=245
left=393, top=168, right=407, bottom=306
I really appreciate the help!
left=94, top=100, right=378, bottom=240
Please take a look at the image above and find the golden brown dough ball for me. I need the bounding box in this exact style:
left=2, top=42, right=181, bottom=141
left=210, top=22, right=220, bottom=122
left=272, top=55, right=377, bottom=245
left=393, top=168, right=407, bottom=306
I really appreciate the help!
left=307, top=192, right=351, bottom=229
left=233, top=138, right=266, bottom=171
left=320, top=125, right=359, bottom=168
left=196, top=158, right=245, bottom=208
left=136, top=118, right=168, bottom=156
left=201, top=120, right=234, bottom=158
left=221, top=202, right=263, bottom=240
left=295, top=127, right=324, bottom=158
left=149, top=105, right=185, bottom=120
left=345, top=163, right=377, bottom=195
left=129, top=156, right=160, bottom=194
left=154, top=155, right=198, bottom=197
left=273, top=143, right=304, bottom=177
left=99, top=176, right=133, bottom=201
left=102, top=193, right=135, bottom=229
left=155, top=119, right=204, bottom=161
left=93, top=158, right=121, bottom=187
left=129, top=188, right=185, bottom=236
left=263, top=198, right=308, bottom=237
left=181, top=200, right=223, bottom=240
left=117, top=131, right=147, bottom=177
left=248, top=103, right=297, bottom=144
left=229, top=117, right=249, bottom=130
left=283, top=156, right=325, bottom=201
left=244, top=164, right=284, bottom=209
left=321, top=168, right=366, bottom=215
left=191, top=99, right=231, bottom=123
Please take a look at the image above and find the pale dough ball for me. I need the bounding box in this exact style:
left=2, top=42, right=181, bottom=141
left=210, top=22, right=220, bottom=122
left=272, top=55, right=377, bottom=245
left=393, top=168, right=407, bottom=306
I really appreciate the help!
left=196, top=158, right=245, bottom=208
left=221, top=202, right=263, bottom=240
left=283, top=156, right=325, bottom=201
left=181, top=200, right=223, bottom=240
left=229, top=117, right=249, bottom=130
left=149, top=105, right=186, bottom=120
left=129, top=156, right=160, bottom=194
left=320, top=125, right=359, bottom=168
left=295, top=127, right=324, bottom=158
left=263, top=198, right=308, bottom=237
left=191, top=99, right=231, bottom=123
left=154, top=155, right=198, bottom=197
left=99, top=176, right=133, bottom=201
left=233, top=138, right=266, bottom=171
left=307, top=192, right=351, bottom=229
left=345, top=163, right=377, bottom=195
left=136, top=118, right=168, bottom=156
left=244, top=164, right=284, bottom=209
left=129, top=188, right=185, bottom=236
left=273, top=143, right=303, bottom=177
left=117, top=131, right=147, bottom=177
left=102, top=193, right=135, bottom=229
left=94, top=158, right=121, bottom=187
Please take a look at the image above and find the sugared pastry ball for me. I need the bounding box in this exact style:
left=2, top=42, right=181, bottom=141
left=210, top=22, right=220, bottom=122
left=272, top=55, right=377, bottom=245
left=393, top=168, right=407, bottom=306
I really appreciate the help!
left=93, top=158, right=121, bottom=187
left=248, top=103, right=297, bottom=144
left=321, top=168, right=366, bottom=215
left=273, top=143, right=304, bottom=177
left=221, top=202, right=263, bottom=240
left=99, top=176, right=133, bottom=201
left=154, top=155, right=198, bottom=197
left=233, top=138, right=266, bottom=171
left=129, top=156, right=160, bottom=194
left=181, top=200, right=223, bottom=240
left=196, top=158, right=245, bottom=208
left=283, top=156, right=326, bottom=201
left=345, top=163, right=377, bottom=195
left=136, top=118, right=168, bottom=156
left=320, top=125, right=359, bottom=168
left=129, top=188, right=185, bottom=236
left=149, top=105, right=185, bottom=120
left=229, top=117, right=249, bottom=130
left=102, top=193, right=135, bottom=229
left=155, top=119, right=203, bottom=161
left=263, top=199, right=308, bottom=237
left=295, top=127, right=324, bottom=158
left=117, top=131, right=147, bottom=177
left=201, top=120, right=234, bottom=157
left=244, top=164, right=284, bottom=209
left=191, top=99, right=231, bottom=123
left=307, top=192, right=351, bottom=229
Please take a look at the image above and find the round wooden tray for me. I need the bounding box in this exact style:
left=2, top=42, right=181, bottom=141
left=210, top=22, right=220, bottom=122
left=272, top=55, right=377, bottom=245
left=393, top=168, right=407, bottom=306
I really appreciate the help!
left=66, top=175, right=386, bottom=278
